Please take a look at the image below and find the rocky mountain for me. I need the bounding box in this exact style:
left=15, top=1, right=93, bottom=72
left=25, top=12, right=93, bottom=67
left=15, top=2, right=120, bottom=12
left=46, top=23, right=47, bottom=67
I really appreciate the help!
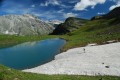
left=46, top=20, right=63, bottom=28
left=0, top=14, right=54, bottom=36
left=91, top=7, right=120, bottom=20
left=51, top=17, right=88, bottom=35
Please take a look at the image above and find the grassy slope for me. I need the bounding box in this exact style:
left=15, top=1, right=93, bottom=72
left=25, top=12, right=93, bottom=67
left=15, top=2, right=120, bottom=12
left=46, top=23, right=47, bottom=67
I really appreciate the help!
left=62, top=18, right=120, bottom=51
left=0, top=18, right=120, bottom=80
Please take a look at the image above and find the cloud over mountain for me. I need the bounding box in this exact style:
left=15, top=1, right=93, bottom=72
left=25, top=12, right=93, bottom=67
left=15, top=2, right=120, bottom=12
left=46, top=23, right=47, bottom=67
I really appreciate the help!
left=64, top=13, right=78, bottom=18
left=109, top=0, right=120, bottom=10
left=74, top=0, right=106, bottom=11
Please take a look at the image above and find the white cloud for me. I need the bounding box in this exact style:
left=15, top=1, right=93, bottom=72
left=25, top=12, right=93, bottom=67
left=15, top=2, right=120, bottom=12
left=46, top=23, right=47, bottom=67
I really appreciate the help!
left=109, top=0, right=120, bottom=10
left=57, top=9, right=64, bottom=13
left=40, top=0, right=60, bottom=7
left=31, top=5, right=35, bottom=8
left=74, top=0, right=106, bottom=11
left=97, top=12, right=105, bottom=15
left=60, top=4, right=72, bottom=9
left=51, top=0, right=60, bottom=5
left=64, top=13, right=78, bottom=18
left=68, top=0, right=79, bottom=4
left=109, top=4, right=120, bottom=10
left=40, top=3, right=48, bottom=7
left=40, top=0, right=72, bottom=9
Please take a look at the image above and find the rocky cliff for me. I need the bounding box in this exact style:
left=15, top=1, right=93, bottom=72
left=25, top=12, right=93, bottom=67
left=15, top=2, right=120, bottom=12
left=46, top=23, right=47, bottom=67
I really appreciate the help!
left=0, top=14, right=54, bottom=36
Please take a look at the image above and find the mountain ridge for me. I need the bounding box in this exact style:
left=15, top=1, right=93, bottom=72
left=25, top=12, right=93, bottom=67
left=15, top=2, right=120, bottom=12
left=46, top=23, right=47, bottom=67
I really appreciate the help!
left=51, top=17, right=88, bottom=35
left=0, top=14, right=54, bottom=36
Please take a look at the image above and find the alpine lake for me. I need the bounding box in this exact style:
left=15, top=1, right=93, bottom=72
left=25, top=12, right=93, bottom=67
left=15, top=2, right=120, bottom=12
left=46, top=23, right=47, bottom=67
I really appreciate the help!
left=0, top=38, right=66, bottom=70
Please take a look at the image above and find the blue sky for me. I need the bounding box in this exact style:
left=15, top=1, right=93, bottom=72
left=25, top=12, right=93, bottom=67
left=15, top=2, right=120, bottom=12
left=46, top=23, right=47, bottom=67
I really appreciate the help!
left=0, top=0, right=120, bottom=21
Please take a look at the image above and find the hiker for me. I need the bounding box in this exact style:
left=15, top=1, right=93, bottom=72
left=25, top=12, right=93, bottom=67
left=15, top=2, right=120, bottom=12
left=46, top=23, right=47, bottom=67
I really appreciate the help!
left=83, top=48, right=85, bottom=53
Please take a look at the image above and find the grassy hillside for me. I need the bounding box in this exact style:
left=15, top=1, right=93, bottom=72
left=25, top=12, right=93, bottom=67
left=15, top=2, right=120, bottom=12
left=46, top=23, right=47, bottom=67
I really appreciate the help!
left=0, top=18, right=120, bottom=79
left=61, top=18, right=120, bottom=51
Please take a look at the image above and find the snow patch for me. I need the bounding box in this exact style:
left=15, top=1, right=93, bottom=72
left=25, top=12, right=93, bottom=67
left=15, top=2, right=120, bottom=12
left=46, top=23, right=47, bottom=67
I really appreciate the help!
left=23, top=42, right=120, bottom=76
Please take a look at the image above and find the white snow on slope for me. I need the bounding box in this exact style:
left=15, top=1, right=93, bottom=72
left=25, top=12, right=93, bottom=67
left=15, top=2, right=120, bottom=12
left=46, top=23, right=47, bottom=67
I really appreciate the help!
left=23, top=42, right=120, bottom=76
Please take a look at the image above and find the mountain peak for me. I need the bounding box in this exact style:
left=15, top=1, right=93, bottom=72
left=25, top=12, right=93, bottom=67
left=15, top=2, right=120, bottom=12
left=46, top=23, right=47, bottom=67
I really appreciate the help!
left=0, top=14, right=54, bottom=36
left=51, top=17, right=88, bottom=35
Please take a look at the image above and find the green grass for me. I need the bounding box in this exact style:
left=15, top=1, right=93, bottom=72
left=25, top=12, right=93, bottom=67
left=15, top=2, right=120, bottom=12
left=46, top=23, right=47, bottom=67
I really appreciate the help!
left=61, top=18, right=120, bottom=51
left=0, top=18, right=120, bottom=80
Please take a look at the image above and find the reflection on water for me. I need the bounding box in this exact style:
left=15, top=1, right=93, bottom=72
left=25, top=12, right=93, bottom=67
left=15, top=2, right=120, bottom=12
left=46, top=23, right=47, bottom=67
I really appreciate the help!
left=15, top=42, right=38, bottom=47
left=0, top=38, right=66, bottom=70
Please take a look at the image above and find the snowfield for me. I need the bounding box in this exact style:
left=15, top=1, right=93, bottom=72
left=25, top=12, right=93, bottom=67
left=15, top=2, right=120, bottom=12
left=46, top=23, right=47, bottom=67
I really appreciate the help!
left=23, top=42, right=120, bottom=76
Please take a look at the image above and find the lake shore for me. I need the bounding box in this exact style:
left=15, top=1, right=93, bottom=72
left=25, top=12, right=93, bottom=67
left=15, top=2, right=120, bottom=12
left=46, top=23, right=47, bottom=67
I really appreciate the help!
left=23, top=42, right=120, bottom=76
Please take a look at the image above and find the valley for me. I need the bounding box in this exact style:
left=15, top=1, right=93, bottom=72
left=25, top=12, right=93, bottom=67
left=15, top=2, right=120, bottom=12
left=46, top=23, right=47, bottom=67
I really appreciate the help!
left=0, top=6, right=120, bottom=80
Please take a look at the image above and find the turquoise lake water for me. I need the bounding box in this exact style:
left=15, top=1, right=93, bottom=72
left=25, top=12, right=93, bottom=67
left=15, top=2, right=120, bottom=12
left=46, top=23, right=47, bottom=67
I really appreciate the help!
left=0, top=38, right=66, bottom=70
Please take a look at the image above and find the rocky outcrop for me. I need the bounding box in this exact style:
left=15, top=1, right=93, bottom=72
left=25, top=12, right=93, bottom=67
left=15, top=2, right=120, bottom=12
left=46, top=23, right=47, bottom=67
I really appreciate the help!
left=51, top=17, right=88, bottom=35
left=0, top=14, right=54, bottom=36
left=50, top=23, right=70, bottom=35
